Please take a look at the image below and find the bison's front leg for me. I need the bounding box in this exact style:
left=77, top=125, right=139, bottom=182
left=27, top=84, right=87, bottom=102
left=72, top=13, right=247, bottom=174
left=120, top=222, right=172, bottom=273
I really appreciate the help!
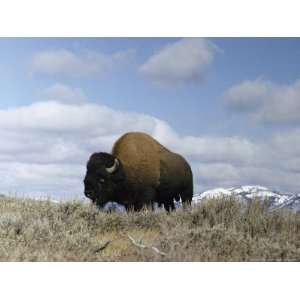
left=125, top=188, right=157, bottom=212
left=137, top=187, right=157, bottom=211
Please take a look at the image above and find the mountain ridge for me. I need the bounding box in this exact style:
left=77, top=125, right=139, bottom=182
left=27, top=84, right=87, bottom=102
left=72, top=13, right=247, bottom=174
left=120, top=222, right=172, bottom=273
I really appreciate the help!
left=193, top=185, right=300, bottom=212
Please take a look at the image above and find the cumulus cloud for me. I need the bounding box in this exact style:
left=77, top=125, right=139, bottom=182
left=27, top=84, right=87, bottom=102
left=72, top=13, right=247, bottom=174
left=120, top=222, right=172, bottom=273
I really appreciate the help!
left=225, top=78, right=300, bottom=123
left=0, top=85, right=300, bottom=199
left=139, top=38, right=218, bottom=86
left=31, top=48, right=135, bottom=79
left=43, top=84, right=87, bottom=104
left=175, top=135, right=259, bottom=165
left=195, top=163, right=240, bottom=187
left=225, top=78, right=272, bottom=112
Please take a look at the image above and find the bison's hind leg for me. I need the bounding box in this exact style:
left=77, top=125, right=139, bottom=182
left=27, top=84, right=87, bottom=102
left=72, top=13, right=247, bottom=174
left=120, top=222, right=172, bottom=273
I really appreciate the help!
left=164, top=198, right=175, bottom=212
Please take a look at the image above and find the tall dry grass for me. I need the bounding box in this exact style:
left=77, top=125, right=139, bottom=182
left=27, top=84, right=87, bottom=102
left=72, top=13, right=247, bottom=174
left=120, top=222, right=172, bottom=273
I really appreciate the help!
left=0, top=196, right=299, bottom=261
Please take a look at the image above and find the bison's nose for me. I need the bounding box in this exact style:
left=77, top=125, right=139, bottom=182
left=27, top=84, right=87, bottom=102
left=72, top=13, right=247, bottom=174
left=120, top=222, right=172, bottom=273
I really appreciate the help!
left=84, top=176, right=95, bottom=199
left=84, top=190, right=95, bottom=199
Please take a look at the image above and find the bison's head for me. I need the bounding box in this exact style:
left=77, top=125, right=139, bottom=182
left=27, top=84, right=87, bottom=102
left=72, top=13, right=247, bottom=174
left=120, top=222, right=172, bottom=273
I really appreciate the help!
left=84, top=152, right=126, bottom=207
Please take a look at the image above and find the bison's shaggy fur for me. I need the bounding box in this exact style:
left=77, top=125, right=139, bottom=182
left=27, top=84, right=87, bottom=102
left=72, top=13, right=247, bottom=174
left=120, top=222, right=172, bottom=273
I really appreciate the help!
left=84, top=132, right=193, bottom=211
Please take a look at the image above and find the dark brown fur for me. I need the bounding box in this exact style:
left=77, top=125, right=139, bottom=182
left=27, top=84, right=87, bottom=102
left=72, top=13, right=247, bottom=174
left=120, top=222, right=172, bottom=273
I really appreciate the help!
left=84, top=132, right=193, bottom=211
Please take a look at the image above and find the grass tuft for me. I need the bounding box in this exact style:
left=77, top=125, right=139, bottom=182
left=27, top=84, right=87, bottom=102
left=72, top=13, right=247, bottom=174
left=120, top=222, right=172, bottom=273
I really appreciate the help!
left=0, top=196, right=299, bottom=261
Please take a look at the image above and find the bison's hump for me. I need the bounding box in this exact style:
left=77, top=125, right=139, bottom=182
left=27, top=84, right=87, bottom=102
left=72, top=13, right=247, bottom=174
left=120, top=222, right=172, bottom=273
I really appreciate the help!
left=112, top=132, right=162, bottom=189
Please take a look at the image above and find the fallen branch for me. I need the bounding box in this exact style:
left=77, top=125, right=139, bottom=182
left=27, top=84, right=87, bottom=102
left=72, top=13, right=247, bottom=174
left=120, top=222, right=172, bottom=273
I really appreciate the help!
left=127, top=234, right=166, bottom=256
left=93, top=241, right=111, bottom=253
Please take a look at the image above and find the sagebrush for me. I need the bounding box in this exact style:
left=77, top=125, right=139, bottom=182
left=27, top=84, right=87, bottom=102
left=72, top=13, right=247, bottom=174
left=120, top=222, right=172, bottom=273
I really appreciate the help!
left=0, top=196, right=299, bottom=261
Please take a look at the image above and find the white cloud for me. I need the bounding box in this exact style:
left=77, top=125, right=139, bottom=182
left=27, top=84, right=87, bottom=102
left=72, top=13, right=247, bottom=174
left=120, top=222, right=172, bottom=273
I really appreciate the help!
left=44, top=84, right=87, bottom=104
left=139, top=38, right=218, bottom=86
left=225, top=78, right=300, bottom=123
left=0, top=85, right=300, bottom=199
left=271, top=129, right=300, bottom=156
left=225, top=78, right=272, bottom=112
left=195, top=163, right=240, bottom=187
left=31, top=48, right=135, bottom=79
left=174, top=135, right=259, bottom=165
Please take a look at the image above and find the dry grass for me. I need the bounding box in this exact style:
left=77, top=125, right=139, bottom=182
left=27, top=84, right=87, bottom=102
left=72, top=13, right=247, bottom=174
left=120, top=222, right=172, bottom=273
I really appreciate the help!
left=0, top=196, right=300, bottom=261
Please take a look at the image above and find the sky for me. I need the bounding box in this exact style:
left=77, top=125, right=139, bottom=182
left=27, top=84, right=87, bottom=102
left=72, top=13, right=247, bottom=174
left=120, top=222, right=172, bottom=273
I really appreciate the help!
left=1, top=37, right=300, bottom=199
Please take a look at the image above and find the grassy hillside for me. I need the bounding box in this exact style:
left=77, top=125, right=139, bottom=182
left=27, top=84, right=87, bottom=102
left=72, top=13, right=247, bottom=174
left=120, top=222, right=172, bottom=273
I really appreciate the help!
left=0, top=196, right=300, bottom=261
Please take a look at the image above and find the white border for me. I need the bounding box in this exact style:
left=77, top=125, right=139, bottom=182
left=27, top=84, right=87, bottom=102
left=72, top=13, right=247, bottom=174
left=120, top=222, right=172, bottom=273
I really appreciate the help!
left=0, top=0, right=300, bottom=36
left=0, top=0, right=299, bottom=299
left=0, top=263, right=299, bottom=300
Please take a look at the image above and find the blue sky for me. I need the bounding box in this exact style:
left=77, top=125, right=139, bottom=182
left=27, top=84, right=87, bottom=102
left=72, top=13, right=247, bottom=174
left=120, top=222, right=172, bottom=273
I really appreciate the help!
left=0, top=37, right=300, bottom=198
left=1, top=38, right=300, bottom=135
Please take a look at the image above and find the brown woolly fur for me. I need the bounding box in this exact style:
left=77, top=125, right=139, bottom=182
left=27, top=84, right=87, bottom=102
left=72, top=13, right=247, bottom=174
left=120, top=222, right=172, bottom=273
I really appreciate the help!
left=0, top=196, right=300, bottom=261
left=112, top=132, right=193, bottom=209
left=112, top=132, right=162, bottom=190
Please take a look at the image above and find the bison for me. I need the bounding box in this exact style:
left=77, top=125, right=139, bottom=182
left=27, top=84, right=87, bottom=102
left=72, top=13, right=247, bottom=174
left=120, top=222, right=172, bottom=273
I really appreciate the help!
left=84, top=132, right=193, bottom=211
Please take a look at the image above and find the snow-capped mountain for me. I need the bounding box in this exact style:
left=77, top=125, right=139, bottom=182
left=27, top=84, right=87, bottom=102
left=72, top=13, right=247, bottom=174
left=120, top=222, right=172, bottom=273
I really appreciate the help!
left=193, top=185, right=300, bottom=212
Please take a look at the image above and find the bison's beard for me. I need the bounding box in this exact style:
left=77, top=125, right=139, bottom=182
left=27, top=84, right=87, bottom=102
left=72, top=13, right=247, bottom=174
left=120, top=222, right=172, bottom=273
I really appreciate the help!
left=92, top=186, right=118, bottom=208
left=84, top=187, right=106, bottom=207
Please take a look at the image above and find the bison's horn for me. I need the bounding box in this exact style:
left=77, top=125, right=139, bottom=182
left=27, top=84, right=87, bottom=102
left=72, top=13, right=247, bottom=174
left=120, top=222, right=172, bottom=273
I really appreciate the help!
left=106, top=158, right=119, bottom=174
